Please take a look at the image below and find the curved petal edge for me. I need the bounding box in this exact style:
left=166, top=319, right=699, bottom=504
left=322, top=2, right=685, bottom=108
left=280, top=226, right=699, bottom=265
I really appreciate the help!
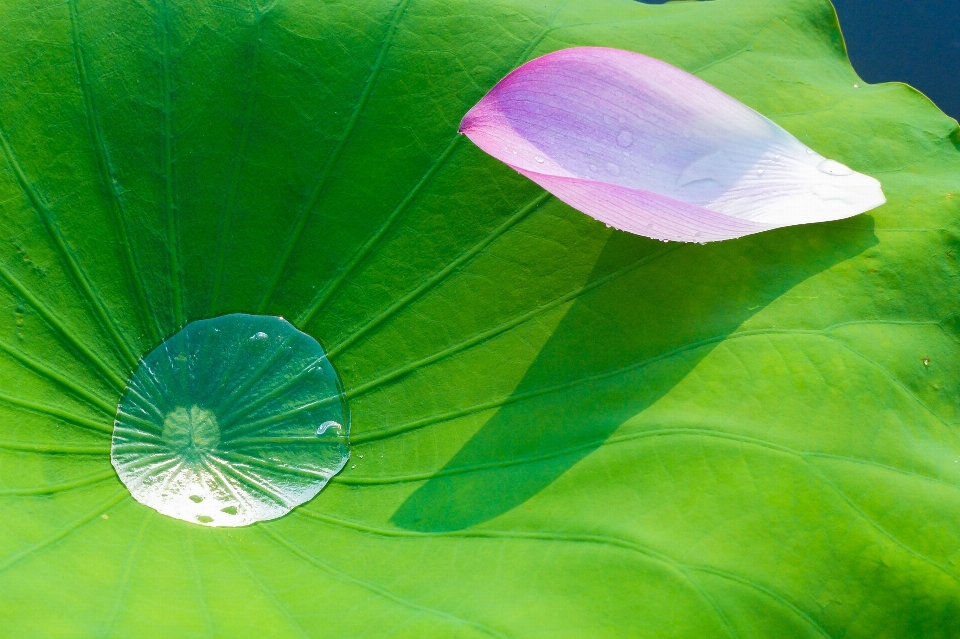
left=460, top=47, right=885, bottom=243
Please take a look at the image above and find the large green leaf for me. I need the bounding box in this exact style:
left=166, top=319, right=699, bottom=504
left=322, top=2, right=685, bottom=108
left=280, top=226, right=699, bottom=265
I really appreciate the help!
left=1, top=0, right=959, bottom=635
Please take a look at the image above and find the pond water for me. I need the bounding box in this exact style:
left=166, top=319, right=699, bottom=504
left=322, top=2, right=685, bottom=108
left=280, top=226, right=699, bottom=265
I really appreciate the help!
left=638, top=0, right=959, bottom=120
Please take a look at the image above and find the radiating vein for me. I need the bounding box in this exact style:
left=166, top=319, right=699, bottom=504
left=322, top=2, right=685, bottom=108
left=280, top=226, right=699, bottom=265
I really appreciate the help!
left=0, top=124, right=138, bottom=375
left=292, top=510, right=740, bottom=639
left=98, top=512, right=153, bottom=639
left=301, top=510, right=823, bottom=637
left=156, top=0, right=183, bottom=328
left=0, top=441, right=108, bottom=455
left=209, top=0, right=266, bottom=315
left=341, top=426, right=960, bottom=488
left=347, top=320, right=952, bottom=445
left=217, top=356, right=326, bottom=429
left=185, top=529, right=216, bottom=637
left=217, top=532, right=313, bottom=639
left=0, top=338, right=116, bottom=415
left=0, top=389, right=111, bottom=435
left=296, top=0, right=584, bottom=335
left=295, top=136, right=463, bottom=328
left=327, top=192, right=551, bottom=359
left=261, top=526, right=511, bottom=639
left=259, top=0, right=413, bottom=313
left=68, top=0, right=159, bottom=345
left=0, top=470, right=116, bottom=496
left=0, top=491, right=128, bottom=573
left=0, top=250, right=125, bottom=392
left=808, top=463, right=960, bottom=587
left=343, top=244, right=678, bottom=400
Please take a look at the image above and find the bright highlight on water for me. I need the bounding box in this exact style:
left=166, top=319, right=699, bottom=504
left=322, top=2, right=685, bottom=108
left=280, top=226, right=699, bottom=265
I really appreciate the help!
left=111, top=314, right=349, bottom=527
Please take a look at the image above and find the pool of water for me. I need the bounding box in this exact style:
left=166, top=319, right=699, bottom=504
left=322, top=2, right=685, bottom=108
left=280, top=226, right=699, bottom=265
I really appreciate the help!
left=638, top=0, right=959, bottom=120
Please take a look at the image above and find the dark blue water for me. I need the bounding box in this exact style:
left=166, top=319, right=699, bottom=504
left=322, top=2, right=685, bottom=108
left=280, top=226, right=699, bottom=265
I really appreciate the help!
left=832, top=0, right=958, bottom=119
left=637, top=0, right=959, bottom=120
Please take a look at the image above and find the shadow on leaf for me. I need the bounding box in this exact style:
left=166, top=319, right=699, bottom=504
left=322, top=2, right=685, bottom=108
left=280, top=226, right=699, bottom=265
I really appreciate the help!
left=392, top=216, right=877, bottom=532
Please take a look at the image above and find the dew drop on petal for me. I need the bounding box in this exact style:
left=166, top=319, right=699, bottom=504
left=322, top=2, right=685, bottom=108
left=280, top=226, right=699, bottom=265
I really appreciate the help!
left=616, top=130, right=633, bottom=148
left=534, top=155, right=545, bottom=163
left=111, top=314, right=350, bottom=527
left=817, top=159, right=854, bottom=176
left=605, top=162, right=621, bottom=176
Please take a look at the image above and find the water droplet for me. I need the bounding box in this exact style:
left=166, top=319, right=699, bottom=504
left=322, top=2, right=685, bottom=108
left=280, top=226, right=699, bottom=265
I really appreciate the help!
left=534, top=155, right=544, bottom=163
left=111, top=314, right=350, bottom=527
left=853, top=83, right=859, bottom=88
left=512, top=150, right=517, bottom=155
left=589, top=164, right=598, bottom=172
left=605, top=162, right=621, bottom=176
left=616, top=130, right=633, bottom=148
left=101, top=514, right=109, bottom=520
left=351, top=464, right=356, bottom=469
left=757, top=168, right=765, bottom=174
left=923, top=357, right=931, bottom=366
left=774, top=154, right=781, bottom=159
left=618, top=116, right=625, bottom=125
left=806, top=148, right=814, bottom=155
left=605, top=223, right=611, bottom=228
left=817, top=159, right=854, bottom=176
left=317, top=420, right=340, bottom=435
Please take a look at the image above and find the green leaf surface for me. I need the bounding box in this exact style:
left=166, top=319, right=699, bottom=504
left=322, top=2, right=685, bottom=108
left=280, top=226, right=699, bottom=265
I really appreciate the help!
left=1, top=0, right=959, bottom=636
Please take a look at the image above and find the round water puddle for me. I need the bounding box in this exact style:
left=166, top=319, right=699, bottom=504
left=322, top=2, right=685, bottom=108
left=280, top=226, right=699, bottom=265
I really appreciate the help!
left=111, top=313, right=349, bottom=527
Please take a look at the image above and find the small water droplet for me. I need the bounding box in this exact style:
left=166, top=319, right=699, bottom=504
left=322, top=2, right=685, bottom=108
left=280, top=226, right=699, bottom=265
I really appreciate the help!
left=817, top=159, right=854, bottom=176
left=351, top=464, right=356, bottom=469
left=605, top=162, right=621, bottom=176
left=317, top=420, right=340, bottom=435
left=251, top=331, right=268, bottom=340
left=534, top=155, right=544, bottom=163
left=775, top=154, right=781, bottom=159
left=853, top=83, right=859, bottom=88
left=806, top=148, right=814, bottom=155
left=616, top=130, right=633, bottom=148
left=604, top=115, right=614, bottom=125
left=589, top=164, right=598, bottom=172
left=359, top=454, right=363, bottom=459
left=605, top=223, right=611, bottom=228
left=922, top=357, right=931, bottom=366
left=101, top=514, right=109, bottom=520
left=618, top=116, right=625, bottom=125
left=757, top=168, right=765, bottom=174
left=512, top=150, right=517, bottom=155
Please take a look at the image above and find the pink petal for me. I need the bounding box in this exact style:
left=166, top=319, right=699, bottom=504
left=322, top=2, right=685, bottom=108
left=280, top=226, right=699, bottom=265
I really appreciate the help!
left=460, top=47, right=885, bottom=243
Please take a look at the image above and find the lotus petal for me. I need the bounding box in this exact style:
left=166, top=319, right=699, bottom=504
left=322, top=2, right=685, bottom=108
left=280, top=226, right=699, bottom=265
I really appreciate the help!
left=460, top=47, right=886, bottom=242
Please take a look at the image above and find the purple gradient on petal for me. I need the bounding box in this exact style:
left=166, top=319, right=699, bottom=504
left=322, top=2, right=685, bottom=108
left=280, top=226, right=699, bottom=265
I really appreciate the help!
left=461, top=47, right=885, bottom=243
